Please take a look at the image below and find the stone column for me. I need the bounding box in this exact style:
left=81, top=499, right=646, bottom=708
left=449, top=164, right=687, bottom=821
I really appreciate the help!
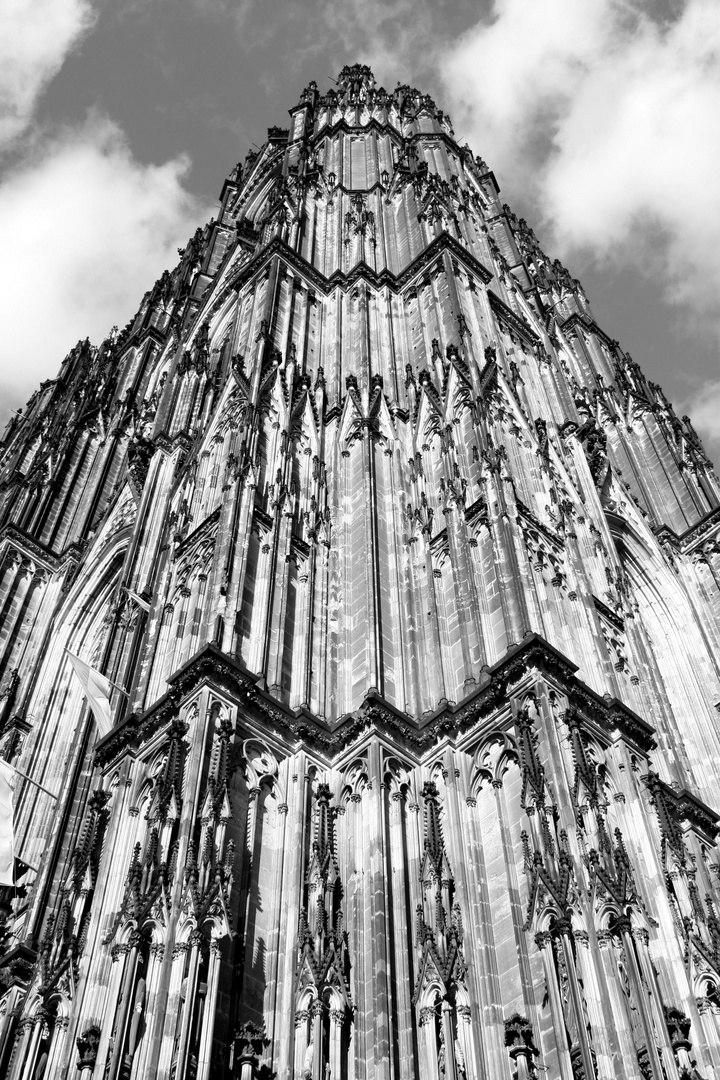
left=196, top=937, right=222, bottom=1080
left=105, top=936, right=140, bottom=1080
left=534, top=931, right=574, bottom=1080
left=130, top=941, right=164, bottom=1078
left=573, top=928, right=620, bottom=1079
left=387, top=789, right=415, bottom=1071
left=155, top=940, right=189, bottom=1077
left=556, top=921, right=596, bottom=1080
left=418, top=1002, right=440, bottom=1080
left=171, top=929, right=203, bottom=1080
left=42, top=1013, right=68, bottom=1078
left=441, top=1000, right=459, bottom=1080
left=310, top=998, right=323, bottom=1080
left=0, top=986, right=22, bottom=1071
left=617, top=920, right=667, bottom=1080
left=17, top=1010, right=45, bottom=1080
left=328, top=1007, right=346, bottom=1080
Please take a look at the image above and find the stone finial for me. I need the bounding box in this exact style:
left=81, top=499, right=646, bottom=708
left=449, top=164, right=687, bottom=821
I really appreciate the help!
left=233, top=1022, right=270, bottom=1080
left=504, top=1014, right=539, bottom=1079
left=76, top=1025, right=101, bottom=1072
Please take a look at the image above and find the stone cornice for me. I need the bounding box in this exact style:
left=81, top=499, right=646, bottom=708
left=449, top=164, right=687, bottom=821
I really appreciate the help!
left=515, top=499, right=564, bottom=551
left=312, top=115, right=405, bottom=147
left=477, top=354, right=498, bottom=398
left=559, top=311, right=616, bottom=351
left=154, top=432, right=193, bottom=456
left=675, top=786, right=720, bottom=840
left=173, top=506, right=221, bottom=558
left=94, top=632, right=657, bottom=768
left=604, top=698, right=656, bottom=753
left=654, top=505, right=720, bottom=554
left=0, top=942, right=37, bottom=990
left=309, top=117, right=464, bottom=161
left=592, top=594, right=625, bottom=633
left=228, top=231, right=493, bottom=300
left=129, top=323, right=167, bottom=350
left=488, top=291, right=541, bottom=347
left=0, top=525, right=60, bottom=572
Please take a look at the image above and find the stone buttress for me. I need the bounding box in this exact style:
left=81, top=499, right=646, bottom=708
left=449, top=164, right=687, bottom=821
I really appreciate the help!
left=1, top=63, right=720, bottom=1080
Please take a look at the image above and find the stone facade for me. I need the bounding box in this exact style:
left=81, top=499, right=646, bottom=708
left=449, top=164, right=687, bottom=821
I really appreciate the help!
left=1, top=63, right=720, bottom=1080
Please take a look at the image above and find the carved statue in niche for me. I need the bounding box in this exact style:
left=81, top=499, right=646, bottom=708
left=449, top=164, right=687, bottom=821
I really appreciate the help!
left=617, top=954, right=652, bottom=1079
left=302, top=1036, right=314, bottom=1079
left=555, top=938, right=579, bottom=1043
left=437, top=1027, right=446, bottom=1079
left=547, top=926, right=595, bottom=1080
left=454, top=1035, right=467, bottom=1080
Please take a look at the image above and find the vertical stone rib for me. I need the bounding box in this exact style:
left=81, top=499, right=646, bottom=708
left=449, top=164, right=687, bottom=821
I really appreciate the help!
left=5, top=64, right=720, bottom=1080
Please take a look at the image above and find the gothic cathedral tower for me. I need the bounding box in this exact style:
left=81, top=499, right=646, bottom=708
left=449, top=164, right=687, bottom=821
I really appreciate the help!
left=1, top=64, right=720, bottom=1080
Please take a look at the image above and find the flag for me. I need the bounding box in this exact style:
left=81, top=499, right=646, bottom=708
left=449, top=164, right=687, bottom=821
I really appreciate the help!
left=0, top=760, right=15, bottom=886
left=123, top=586, right=150, bottom=611
left=66, top=652, right=114, bottom=736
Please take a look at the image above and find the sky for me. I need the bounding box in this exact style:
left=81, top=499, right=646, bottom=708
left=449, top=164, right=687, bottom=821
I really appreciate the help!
left=1, top=0, right=720, bottom=462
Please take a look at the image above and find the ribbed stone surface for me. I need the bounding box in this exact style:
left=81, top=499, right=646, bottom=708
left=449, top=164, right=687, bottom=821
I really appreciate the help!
left=1, top=63, right=720, bottom=1080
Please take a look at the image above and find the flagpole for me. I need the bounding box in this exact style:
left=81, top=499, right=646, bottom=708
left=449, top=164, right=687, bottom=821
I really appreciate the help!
left=4, top=762, right=57, bottom=800
left=106, top=676, right=131, bottom=699
left=122, top=586, right=150, bottom=612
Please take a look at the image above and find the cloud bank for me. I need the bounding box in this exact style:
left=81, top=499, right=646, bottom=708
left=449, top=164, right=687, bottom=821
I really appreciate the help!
left=0, top=117, right=212, bottom=420
left=437, top=0, right=720, bottom=459
left=0, top=0, right=96, bottom=148
left=681, top=380, right=720, bottom=448
left=442, top=0, right=720, bottom=328
left=320, top=0, right=720, bottom=348
left=2, top=0, right=718, bottom=458
left=0, top=2, right=212, bottom=428
left=318, top=0, right=720, bottom=453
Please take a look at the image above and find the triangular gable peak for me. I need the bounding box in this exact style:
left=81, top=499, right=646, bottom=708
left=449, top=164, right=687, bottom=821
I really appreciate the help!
left=414, top=382, right=443, bottom=447
left=289, top=386, right=320, bottom=454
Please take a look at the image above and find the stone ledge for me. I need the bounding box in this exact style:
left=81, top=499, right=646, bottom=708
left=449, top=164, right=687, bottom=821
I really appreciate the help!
left=94, top=631, right=658, bottom=768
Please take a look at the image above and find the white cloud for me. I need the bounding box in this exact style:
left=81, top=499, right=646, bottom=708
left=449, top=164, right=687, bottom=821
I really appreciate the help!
left=441, top=0, right=620, bottom=162
left=440, top=0, right=720, bottom=324
left=0, top=115, right=213, bottom=421
left=316, top=0, right=435, bottom=86
left=0, top=0, right=215, bottom=427
left=679, top=378, right=720, bottom=464
left=0, top=0, right=96, bottom=148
